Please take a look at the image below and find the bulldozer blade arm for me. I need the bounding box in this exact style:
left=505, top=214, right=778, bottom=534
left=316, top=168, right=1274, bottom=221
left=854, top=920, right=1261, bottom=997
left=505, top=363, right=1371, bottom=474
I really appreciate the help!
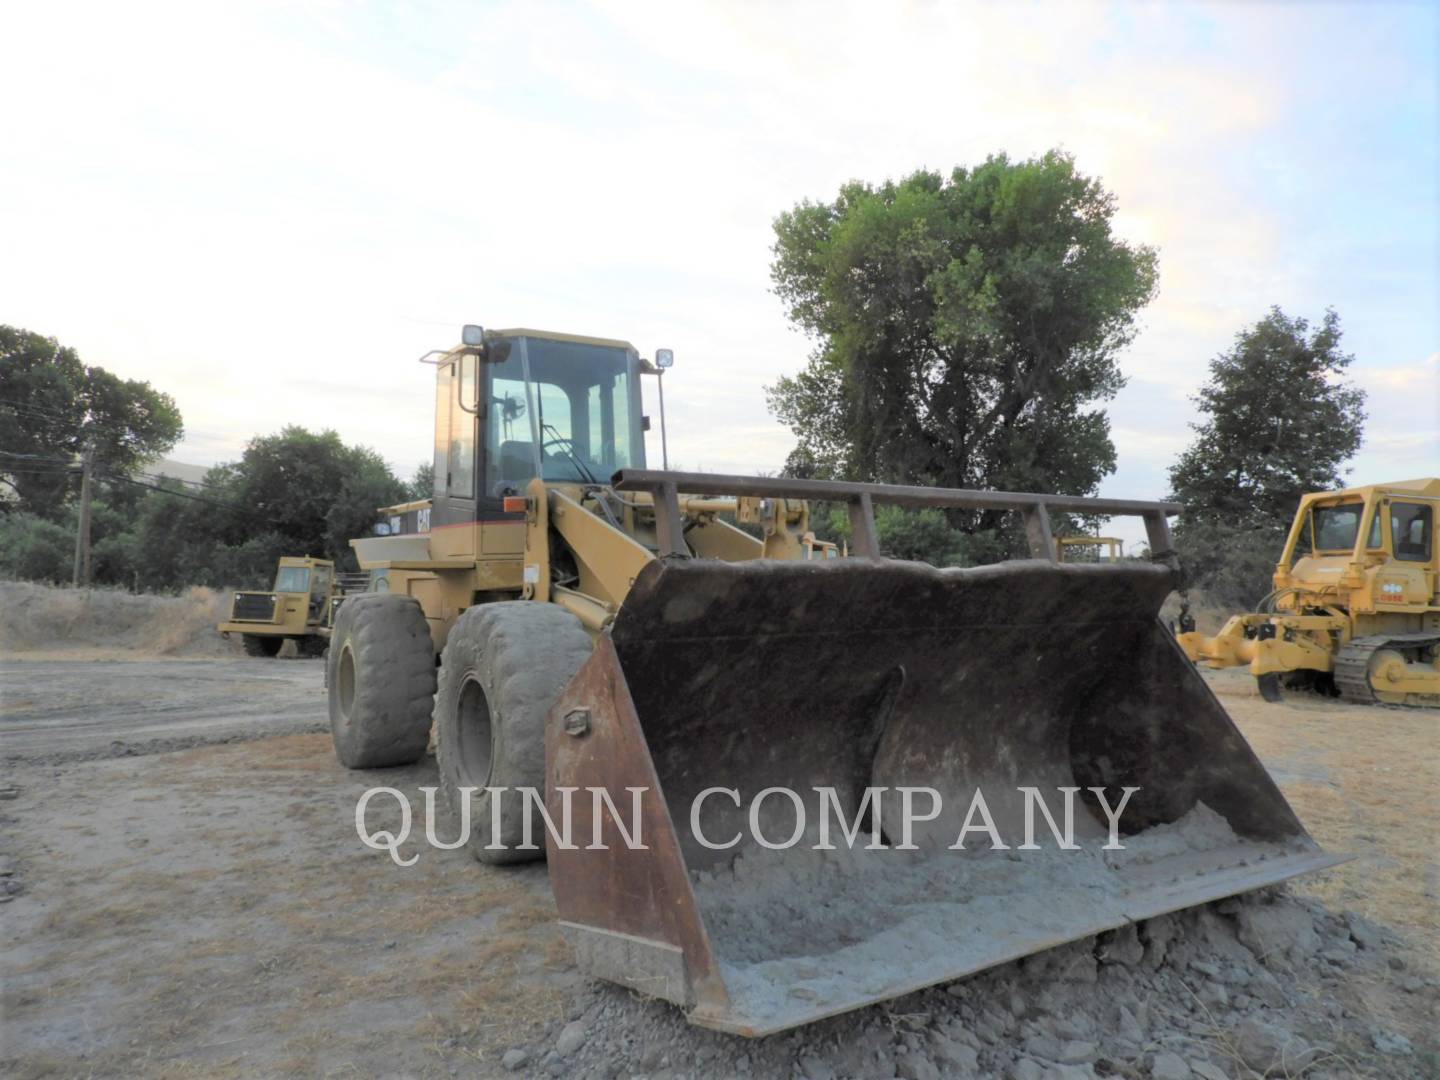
left=546, top=559, right=1346, bottom=1036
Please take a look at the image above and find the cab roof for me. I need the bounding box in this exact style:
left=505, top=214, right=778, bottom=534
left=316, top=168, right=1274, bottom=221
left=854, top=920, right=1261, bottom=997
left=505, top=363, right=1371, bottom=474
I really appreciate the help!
left=1302, top=478, right=1440, bottom=503
left=494, top=327, right=637, bottom=352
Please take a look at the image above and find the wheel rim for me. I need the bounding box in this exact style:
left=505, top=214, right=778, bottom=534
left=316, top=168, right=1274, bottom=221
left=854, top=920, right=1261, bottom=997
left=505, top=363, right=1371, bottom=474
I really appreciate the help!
left=337, top=645, right=357, bottom=723
left=456, top=675, right=494, bottom=786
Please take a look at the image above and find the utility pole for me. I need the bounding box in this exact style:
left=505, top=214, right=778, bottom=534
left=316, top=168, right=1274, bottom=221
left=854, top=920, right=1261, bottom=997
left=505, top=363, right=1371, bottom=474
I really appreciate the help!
left=71, top=443, right=95, bottom=588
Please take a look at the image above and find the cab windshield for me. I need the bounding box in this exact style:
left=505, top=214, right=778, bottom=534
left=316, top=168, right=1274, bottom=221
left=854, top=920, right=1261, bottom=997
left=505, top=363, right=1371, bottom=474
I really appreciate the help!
left=274, top=567, right=311, bottom=593
left=1297, top=500, right=1378, bottom=556
left=486, top=336, right=645, bottom=492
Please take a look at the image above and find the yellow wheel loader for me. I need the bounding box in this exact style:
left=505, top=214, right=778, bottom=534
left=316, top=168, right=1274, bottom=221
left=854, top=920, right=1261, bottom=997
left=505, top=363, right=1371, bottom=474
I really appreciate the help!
left=1178, top=479, right=1440, bottom=706
left=218, top=555, right=342, bottom=658
left=327, top=325, right=1344, bottom=1035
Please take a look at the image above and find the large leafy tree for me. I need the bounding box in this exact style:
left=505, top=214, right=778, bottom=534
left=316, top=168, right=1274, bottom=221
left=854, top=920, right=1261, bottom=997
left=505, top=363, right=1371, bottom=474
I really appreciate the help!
left=767, top=151, right=1157, bottom=556
left=403, top=461, right=434, bottom=502
left=1167, top=308, right=1365, bottom=607
left=207, top=426, right=407, bottom=569
left=0, top=325, right=183, bottom=515
left=1168, top=307, right=1365, bottom=530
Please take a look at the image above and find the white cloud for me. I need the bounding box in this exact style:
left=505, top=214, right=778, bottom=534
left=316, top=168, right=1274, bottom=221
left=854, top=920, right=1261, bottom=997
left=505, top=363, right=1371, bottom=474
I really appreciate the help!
left=1358, top=353, right=1440, bottom=391
left=0, top=0, right=1434, bottom=501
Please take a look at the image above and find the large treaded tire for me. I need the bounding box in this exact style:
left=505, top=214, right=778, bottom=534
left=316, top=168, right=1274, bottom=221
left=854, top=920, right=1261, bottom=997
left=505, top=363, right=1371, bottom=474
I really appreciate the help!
left=327, top=594, right=436, bottom=768
left=296, top=635, right=328, bottom=659
left=434, top=602, right=592, bottom=864
left=242, top=634, right=283, bottom=658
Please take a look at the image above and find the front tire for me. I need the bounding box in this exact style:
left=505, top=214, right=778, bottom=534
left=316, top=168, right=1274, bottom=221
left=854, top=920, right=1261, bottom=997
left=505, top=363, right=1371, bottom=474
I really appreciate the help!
left=434, top=602, right=592, bottom=864
left=242, top=634, right=283, bottom=658
left=327, top=594, right=436, bottom=768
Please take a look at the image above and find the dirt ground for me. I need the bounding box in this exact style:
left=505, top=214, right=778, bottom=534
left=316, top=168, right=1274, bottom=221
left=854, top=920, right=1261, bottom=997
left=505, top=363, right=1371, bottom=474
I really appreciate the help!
left=1203, top=668, right=1440, bottom=974
left=0, top=658, right=325, bottom=763
left=1, top=655, right=1435, bottom=1078
left=1, top=664, right=575, bottom=1078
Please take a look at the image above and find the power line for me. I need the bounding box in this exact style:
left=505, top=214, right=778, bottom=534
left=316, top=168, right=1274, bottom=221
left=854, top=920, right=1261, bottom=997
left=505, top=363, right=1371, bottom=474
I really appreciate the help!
left=97, top=470, right=273, bottom=520
left=1, top=400, right=163, bottom=437
left=132, top=470, right=212, bottom=490
left=0, top=401, right=83, bottom=423
left=0, top=449, right=78, bottom=463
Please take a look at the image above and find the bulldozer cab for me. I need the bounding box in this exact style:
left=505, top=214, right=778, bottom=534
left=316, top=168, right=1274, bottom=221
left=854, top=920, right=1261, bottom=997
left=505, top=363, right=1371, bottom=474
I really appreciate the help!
left=1278, top=481, right=1439, bottom=609
left=430, top=330, right=648, bottom=532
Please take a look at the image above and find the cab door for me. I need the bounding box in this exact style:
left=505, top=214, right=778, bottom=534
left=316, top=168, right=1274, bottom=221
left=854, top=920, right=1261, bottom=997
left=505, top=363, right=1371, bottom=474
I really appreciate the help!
left=307, top=564, right=332, bottom=624
left=1383, top=498, right=1436, bottom=608
left=432, top=353, right=478, bottom=557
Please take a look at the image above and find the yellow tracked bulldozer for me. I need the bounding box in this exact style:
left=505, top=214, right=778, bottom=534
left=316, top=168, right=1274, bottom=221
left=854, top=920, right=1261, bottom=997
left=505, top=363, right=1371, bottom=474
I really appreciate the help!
left=1178, top=478, right=1440, bottom=706
left=327, top=325, right=1343, bottom=1035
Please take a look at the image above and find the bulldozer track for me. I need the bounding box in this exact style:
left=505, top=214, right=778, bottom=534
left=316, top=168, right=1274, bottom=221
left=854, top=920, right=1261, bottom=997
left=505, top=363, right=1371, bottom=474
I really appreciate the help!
left=1334, top=633, right=1440, bottom=704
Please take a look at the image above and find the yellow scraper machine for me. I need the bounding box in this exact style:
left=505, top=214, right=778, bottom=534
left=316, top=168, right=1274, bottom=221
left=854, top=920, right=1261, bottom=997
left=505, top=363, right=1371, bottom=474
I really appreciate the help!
left=218, top=555, right=341, bottom=657
left=330, top=325, right=1346, bottom=1036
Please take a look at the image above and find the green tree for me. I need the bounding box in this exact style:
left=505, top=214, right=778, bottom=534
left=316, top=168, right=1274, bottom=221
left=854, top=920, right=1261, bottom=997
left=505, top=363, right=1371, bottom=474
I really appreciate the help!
left=0, top=325, right=183, bottom=515
left=213, top=426, right=406, bottom=570
left=403, top=461, right=434, bottom=502
left=767, top=151, right=1157, bottom=558
left=1167, top=308, right=1366, bottom=606
left=1168, top=307, right=1366, bottom=530
left=324, top=446, right=410, bottom=560
left=0, top=512, right=74, bottom=582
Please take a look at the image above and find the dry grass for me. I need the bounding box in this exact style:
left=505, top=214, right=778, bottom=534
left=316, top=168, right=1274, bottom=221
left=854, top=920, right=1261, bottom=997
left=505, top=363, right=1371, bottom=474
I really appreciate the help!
left=0, top=579, right=238, bottom=657
left=1208, top=669, right=1440, bottom=973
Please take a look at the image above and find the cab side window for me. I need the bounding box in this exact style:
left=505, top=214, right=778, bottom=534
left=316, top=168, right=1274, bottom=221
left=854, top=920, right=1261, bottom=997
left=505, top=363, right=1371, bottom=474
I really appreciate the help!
left=448, top=354, right=477, bottom=498
left=1390, top=503, right=1433, bottom=561
left=487, top=373, right=536, bottom=495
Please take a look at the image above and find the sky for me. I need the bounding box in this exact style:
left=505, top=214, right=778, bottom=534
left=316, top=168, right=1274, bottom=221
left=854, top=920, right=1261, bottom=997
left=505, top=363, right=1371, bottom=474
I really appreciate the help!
left=2, top=0, right=1437, bottom=550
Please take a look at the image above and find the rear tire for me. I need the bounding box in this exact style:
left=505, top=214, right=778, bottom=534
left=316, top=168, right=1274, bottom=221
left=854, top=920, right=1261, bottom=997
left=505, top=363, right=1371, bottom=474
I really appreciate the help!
left=296, top=636, right=328, bottom=659
left=242, top=634, right=283, bottom=658
left=328, top=594, right=436, bottom=768
left=434, top=602, right=592, bottom=864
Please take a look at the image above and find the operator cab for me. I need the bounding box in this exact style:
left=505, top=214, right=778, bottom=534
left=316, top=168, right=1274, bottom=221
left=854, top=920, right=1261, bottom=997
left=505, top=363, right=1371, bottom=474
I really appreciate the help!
left=1292, top=496, right=1434, bottom=565
left=431, top=329, right=649, bottom=529
left=273, top=559, right=332, bottom=620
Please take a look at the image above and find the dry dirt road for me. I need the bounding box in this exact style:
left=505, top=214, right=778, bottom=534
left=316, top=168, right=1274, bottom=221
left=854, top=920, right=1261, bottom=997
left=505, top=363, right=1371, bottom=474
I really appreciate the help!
left=0, top=657, right=326, bottom=764
left=1, top=656, right=1435, bottom=1078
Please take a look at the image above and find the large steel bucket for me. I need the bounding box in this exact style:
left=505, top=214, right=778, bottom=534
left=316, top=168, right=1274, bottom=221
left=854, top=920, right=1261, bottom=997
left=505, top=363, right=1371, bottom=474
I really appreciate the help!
left=545, top=558, right=1344, bottom=1035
